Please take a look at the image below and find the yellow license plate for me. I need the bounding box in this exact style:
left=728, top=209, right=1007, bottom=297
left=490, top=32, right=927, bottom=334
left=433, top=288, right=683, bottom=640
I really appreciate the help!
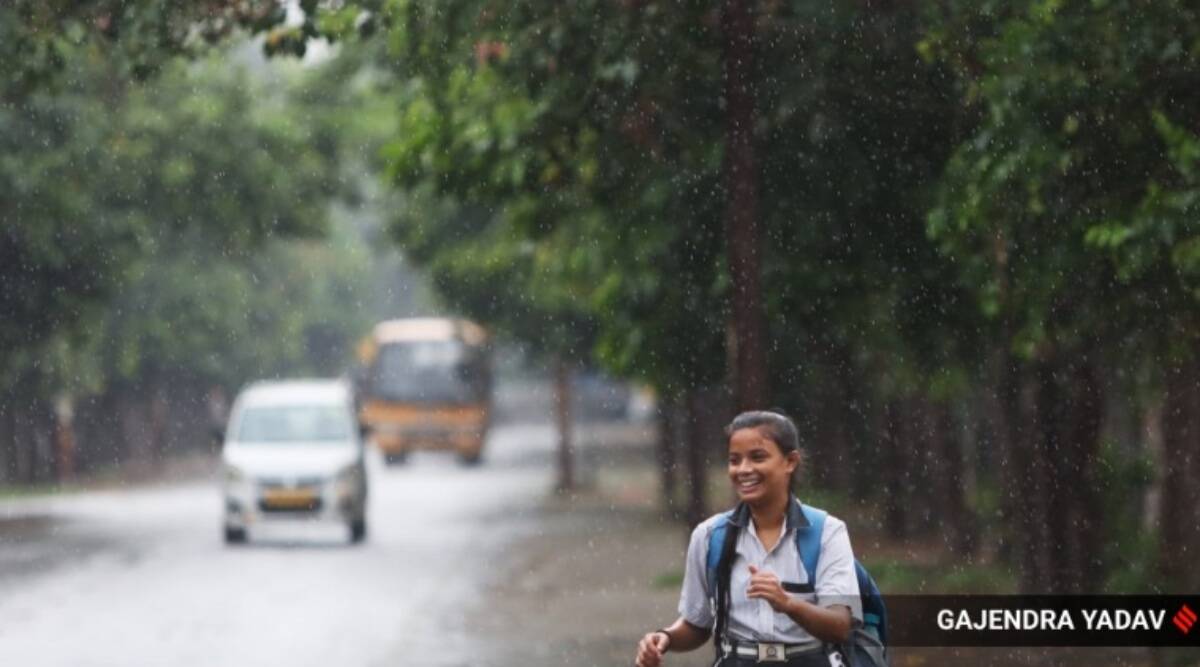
left=263, top=489, right=318, bottom=508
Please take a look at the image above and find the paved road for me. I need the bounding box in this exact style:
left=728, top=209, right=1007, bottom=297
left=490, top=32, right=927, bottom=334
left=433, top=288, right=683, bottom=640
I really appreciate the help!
left=0, top=423, right=560, bottom=667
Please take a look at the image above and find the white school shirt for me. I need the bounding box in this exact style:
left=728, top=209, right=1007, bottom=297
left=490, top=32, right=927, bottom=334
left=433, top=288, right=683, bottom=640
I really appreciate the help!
left=677, top=498, right=863, bottom=646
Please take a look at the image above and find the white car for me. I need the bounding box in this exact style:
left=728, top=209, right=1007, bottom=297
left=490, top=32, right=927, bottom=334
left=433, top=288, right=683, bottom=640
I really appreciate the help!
left=221, top=380, right=368, bottom=544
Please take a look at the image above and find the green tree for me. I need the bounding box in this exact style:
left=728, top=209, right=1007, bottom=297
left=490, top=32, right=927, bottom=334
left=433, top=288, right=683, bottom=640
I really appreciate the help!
left=310, top=1, right=975, bottom=528
left=0, top=45, right=358, bottom=481
left=744, top=2, right=976, bottom=551
left=926, top=0, right=1200, bottom=592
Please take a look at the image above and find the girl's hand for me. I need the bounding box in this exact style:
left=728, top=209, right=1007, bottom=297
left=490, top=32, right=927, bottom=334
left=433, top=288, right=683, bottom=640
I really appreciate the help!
left=634, top=630, right=671, bottom=667
left=746, top=565, right=794, bottom=613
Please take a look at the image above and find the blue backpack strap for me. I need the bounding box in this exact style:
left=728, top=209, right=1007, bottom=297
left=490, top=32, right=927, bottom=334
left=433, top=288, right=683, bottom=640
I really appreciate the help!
left=794, top=503, right=827, bottom=587
left=795, top=502, right=891, bottom=663
left=705, top=511, right=734, bottom=598
left=855, top=561, right=889, bottom=646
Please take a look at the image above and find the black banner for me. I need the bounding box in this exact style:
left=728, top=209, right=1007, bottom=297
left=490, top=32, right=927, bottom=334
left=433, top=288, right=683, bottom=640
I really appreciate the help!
left=874, top=595, right=1200, bottom=647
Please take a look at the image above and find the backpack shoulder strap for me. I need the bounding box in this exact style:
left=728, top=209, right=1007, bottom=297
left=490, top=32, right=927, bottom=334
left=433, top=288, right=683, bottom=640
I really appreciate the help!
left=705, top=508, right=742, bottom=656
left=794, top=503, right=827, bottom=585
left=705, top=510, right=735, bottom=596
left=795, top=504, right=891, bottom=660
left=856, top=560, right=889, bottom=647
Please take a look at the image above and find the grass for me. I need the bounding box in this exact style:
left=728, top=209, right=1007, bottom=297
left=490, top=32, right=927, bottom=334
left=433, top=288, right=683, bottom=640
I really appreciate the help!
left=0, top=452, right=216, bottom=500
left=860, top=557, right=1018, bottom=594
left=0, top=465, right=127, bottom=499
left=0, top=482, right=68, bottom=500
left=653, top=570, right=685, bottom=590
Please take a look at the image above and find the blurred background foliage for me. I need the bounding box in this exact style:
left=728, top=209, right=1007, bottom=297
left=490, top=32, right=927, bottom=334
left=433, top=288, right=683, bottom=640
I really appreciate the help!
left=3, top=0, right=1200, bottom=596
left=1, top=2, right=427, bottom=479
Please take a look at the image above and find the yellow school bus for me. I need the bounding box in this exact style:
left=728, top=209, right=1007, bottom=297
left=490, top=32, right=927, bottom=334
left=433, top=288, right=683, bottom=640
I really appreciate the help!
left=354, top=318, right=492, bottom=465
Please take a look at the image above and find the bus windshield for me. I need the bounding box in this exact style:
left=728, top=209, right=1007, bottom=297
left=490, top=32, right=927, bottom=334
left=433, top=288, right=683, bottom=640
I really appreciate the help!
left=371, top=340, right=484, bottom=403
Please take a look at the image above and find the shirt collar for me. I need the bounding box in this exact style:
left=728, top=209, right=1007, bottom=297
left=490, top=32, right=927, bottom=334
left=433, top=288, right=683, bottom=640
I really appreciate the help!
left=729, top=495, right=809, bottom=531
left=787, top=494, right=809, bottom=529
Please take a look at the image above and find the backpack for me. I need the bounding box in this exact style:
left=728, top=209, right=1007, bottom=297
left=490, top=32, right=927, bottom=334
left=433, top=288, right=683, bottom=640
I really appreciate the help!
left=705, top=502, right=889, bottom=667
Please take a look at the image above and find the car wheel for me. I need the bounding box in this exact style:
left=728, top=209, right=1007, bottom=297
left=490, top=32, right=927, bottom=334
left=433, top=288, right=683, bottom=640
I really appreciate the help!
left=349, top=518, right=367, bottom=544
left=384, top=451, right=408, bottom=466
left=457, top=451, right=482, bottom=466
left=224, top=526, right=247, bottom=544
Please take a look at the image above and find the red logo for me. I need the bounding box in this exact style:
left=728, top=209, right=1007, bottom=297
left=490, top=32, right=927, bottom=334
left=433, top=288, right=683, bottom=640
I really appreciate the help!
left=1173, top=604, right=1197, bottom=635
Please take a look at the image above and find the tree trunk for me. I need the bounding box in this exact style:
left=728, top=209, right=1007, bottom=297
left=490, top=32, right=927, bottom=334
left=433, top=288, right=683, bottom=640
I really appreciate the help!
left=906, top=397, right=939, bottom=537
left=553, top=356, right=574, bottom=493
left=1160, top=353, right=1200, bottom=591
left=881, top=399, right=907, bottom=540
left=148, top=376, right=170, bottom=471
left=118, top=386, right=154, bottom=477
left=53, top=395, right=77, bottom=482
left=933, top=401, right=975, bottom=557
left=9, top=378, right=47, bottom=485
left=0, top=390, right=11, bottom=484
left=657, top=392, right=679, bottom=515
left=1141, top=400, right=1164, bottom=536
left=1006, top=362, right=1046, bottom=593
left=34, top=400, right=54, bottom=483
left=853, top=394, right=882, bottom=502
left=813, top=355, right=856, bottom=494
left=722, top=0, right=768, bottom=412
left=74, top=390, right=123, bottom=476
left=685, top=388, right=709, bottom=528
left=990, top=345, right=1023, bottom=568
left=1039, top=358, right=1069, bottom=593
left=1061, top=353, right=1103, bottom=592
left=1019, top=359, right=1056, bottom=593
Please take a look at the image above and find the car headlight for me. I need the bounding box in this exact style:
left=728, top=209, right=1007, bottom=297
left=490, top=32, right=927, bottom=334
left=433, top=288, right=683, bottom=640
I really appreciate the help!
left=224, top=464, right=245, bottom=483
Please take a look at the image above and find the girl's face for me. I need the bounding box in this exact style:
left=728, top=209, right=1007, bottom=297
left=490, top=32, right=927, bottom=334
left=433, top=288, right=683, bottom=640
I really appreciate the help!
left=727, top=427, right=800, bottom=506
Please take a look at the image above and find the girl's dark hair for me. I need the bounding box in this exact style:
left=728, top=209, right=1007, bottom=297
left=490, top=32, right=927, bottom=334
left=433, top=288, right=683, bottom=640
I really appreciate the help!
left=724, top=409, right=802, bottom=459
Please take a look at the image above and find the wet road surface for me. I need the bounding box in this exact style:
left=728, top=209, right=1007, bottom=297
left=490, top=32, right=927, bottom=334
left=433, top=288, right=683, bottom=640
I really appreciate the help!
left=0, top=423, right=559, bottom=667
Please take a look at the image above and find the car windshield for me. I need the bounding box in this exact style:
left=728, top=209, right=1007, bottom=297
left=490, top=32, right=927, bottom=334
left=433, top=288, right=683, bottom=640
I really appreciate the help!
left=235, top=404, right=353, bottom=444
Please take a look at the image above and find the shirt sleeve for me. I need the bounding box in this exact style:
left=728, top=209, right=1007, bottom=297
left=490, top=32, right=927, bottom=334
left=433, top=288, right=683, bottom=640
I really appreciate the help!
left=677, top=520, right=714, bottom=630
left=814, top=516, right=863, bottom=624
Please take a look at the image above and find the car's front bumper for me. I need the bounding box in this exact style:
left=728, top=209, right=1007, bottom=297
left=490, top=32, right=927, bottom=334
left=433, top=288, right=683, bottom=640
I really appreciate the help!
left=224, top=477, right=364, bottom=529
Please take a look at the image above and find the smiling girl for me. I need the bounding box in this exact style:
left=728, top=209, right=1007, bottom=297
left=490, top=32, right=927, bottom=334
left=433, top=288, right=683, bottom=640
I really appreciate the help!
left=634, top=411, right=862, bottom=667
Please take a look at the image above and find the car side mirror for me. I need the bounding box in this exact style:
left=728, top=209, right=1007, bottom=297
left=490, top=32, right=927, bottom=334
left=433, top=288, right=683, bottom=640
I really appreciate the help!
left=210, top=426, right=225, bottom=446
left=358, top=422, right=372, bottom=440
